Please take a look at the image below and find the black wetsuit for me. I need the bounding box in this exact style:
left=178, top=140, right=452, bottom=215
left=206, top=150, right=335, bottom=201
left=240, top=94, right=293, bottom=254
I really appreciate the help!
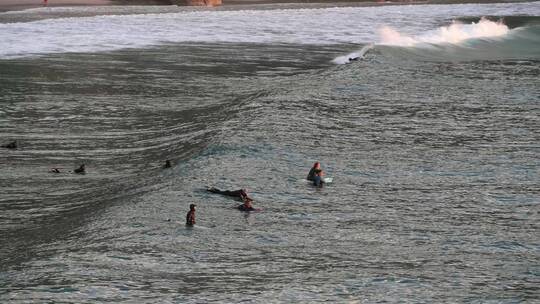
left=74, top=165, right=85, bottom=174
left=307, top=167, right=316, bottom=181
left=2, top=141, right=16, bottom=149
left=238, top=204, right=255, bottom=212
left=186, top=210, right=195, bottom=226
left=313, top=174, right=322, bottom=187
left=208, top=188, right=246, bottom=199
left=309, top=169, right=323, bottom=187
left=308, top=168, right=322, bottom=183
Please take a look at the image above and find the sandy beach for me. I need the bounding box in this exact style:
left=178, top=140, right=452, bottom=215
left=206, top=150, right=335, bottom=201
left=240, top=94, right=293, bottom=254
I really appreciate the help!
left=0, top=0, right=176, bottom=12
left=0, top=0, right=531, bottom=13
left=0, top=0, right=110, bottom=12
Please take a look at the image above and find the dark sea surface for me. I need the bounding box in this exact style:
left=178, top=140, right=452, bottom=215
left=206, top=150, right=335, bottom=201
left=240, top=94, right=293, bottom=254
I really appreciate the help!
left=0, top=2, right=539, bottom=303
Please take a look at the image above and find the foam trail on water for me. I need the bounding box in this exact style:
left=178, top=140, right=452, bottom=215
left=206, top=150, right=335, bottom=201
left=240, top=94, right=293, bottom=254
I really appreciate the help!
left=379, top=18, right=510, bottom=46
left=332, top=44, right=373, bottom=65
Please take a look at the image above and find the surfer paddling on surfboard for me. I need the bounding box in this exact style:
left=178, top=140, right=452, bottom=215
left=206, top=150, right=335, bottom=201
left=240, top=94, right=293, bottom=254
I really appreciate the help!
left=207, top=187, right=260, bottom=211
left=207, top=187, right=252, bottom=201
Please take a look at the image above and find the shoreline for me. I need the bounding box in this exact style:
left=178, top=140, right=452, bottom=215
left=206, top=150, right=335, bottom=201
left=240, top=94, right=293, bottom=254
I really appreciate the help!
left=0, top=1, right=168, bottom=12
left=0, top=0, right=534, bottom=13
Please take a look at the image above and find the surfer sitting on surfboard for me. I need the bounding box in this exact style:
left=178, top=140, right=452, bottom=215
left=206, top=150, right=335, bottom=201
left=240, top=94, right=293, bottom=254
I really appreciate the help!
left=307, top=162, right=321, bottom=181
left=307, top=162, right=325, bottom=187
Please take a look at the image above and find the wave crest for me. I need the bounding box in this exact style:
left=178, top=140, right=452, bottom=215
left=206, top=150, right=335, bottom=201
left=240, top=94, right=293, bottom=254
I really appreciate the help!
left=379, top=18, right=510, bottom=46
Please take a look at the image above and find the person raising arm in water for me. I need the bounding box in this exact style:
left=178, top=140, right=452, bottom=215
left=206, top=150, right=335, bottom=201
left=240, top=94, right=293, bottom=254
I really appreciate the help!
left=186, top=204, right=196, bottom=226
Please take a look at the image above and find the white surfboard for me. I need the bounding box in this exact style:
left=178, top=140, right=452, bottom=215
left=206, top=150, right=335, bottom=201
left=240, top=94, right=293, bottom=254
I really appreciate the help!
left=303, top=177, right=333, bottom=184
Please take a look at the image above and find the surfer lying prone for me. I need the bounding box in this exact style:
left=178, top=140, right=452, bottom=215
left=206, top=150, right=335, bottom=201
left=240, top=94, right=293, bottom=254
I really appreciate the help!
left=2, top=141, right=17, bottom=149
left=207, top=187, right=251, bottom=201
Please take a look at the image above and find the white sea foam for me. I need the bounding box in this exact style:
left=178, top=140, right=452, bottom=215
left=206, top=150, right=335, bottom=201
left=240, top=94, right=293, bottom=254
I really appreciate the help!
left=379, top=19, right=510, bottom=46
left=0, top=2, right=538, bottom=58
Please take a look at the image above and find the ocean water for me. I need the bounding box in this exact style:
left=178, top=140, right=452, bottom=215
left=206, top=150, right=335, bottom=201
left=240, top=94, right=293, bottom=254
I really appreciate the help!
left=1, top=2, right=539, bottom=303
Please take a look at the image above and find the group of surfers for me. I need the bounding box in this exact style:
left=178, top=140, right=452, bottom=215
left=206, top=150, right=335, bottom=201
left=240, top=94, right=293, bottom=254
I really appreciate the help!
left=2, top=140, right=326, bottom=227
left=49, top=164, right=86, bottom=174
left=186, top=188, right=256, bottom=225
left=185, top=161, right=326, bottom=226
left=3, top=140, right=86, bottom=174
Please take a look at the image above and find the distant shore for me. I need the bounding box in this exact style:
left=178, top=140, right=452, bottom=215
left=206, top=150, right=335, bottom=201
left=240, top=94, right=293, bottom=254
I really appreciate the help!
left=0, top=0, right=170, bottom=12
left=0, top=0, right=533, bottom=13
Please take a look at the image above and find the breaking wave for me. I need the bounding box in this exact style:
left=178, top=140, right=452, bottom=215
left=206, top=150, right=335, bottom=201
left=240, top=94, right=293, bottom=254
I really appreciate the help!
left=1, top=2, right=540, bottom=59
left=335, top=16, right=540, bottom=64
left=379, top=18, right=510, bottom=46
left=374, top=17, right=540, bottom=62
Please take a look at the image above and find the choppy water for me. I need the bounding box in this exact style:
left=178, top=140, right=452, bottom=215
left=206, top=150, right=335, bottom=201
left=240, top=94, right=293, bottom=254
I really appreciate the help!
left=1, top=2, right=539, bottom=303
